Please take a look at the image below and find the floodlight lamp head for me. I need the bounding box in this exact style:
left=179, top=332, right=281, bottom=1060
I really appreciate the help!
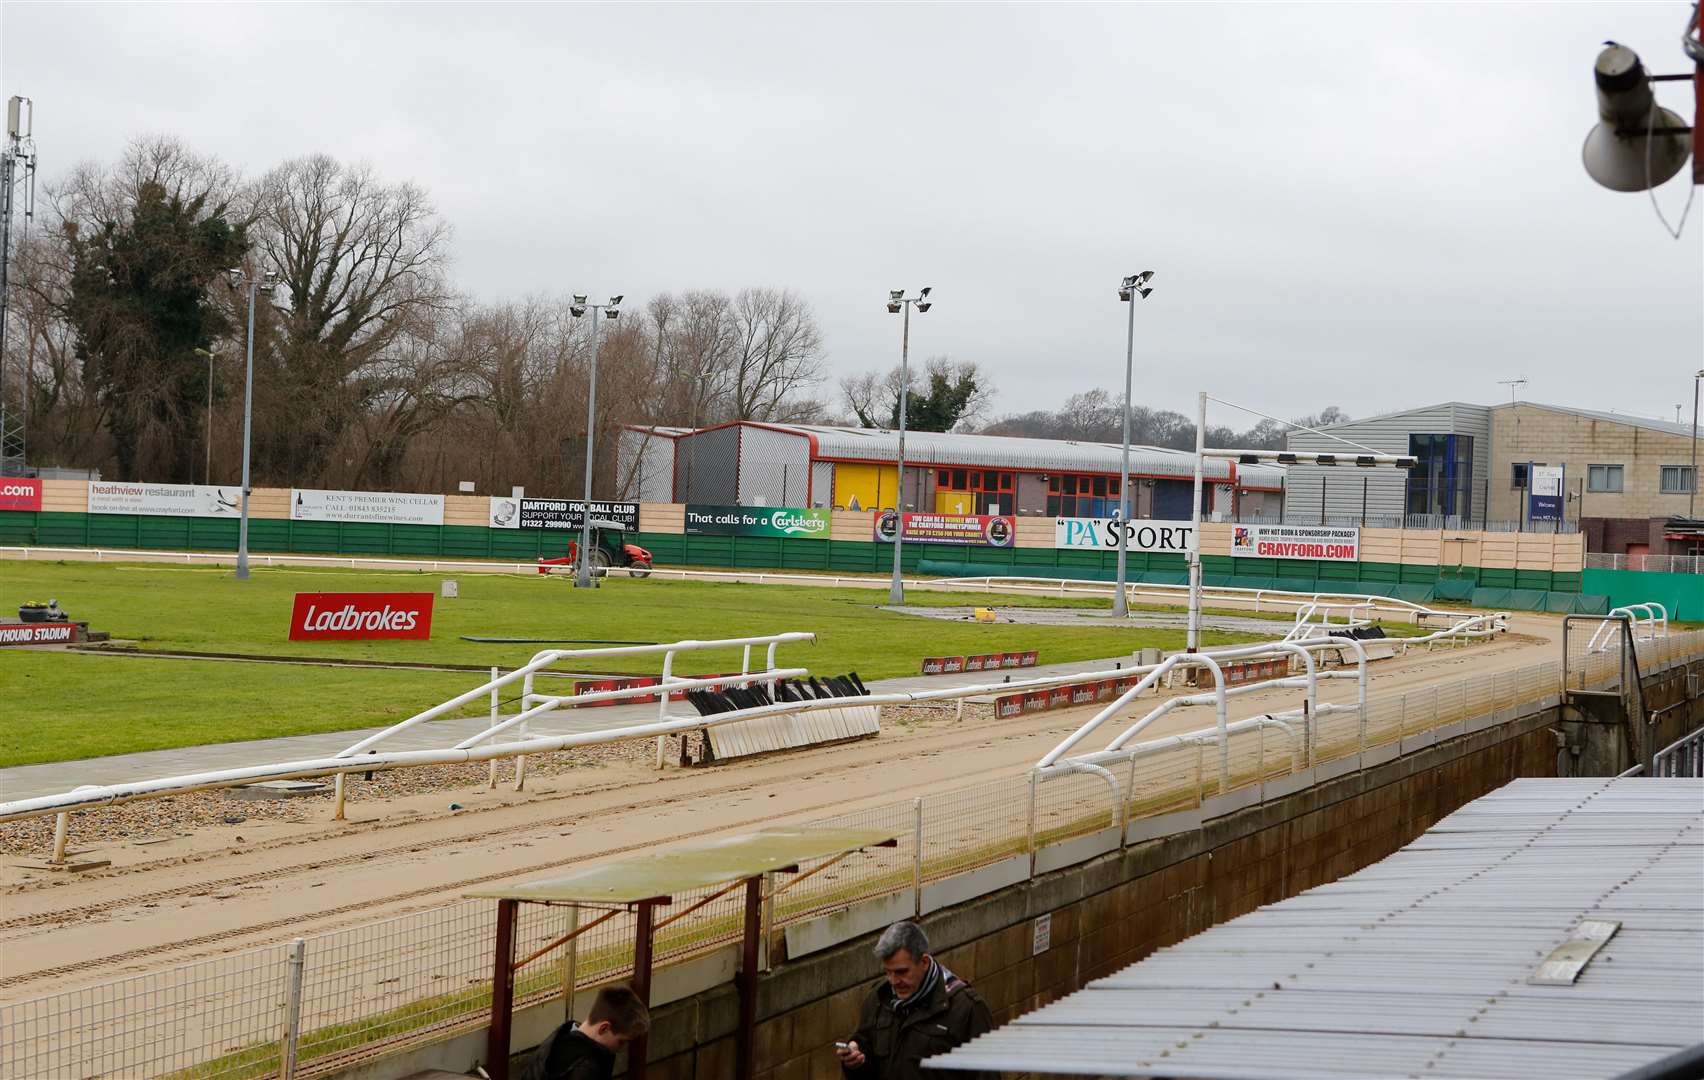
left=1118, top=289, right=1132, bottom=302
left=569, top=305, right=587, bottom=318
left=920, top=286, right=932, bottom=297
left=609, top=295, right=623, bottom=305
left=604, top=308, right=619, bottom=319
left=1135, top=286, right=1153, bottom=299
left=572, top=294, right=588, bottom=305
left=1581, top=43, right=1690, bottom=192
left=887, top=302, right=902, bottom=314
left=889, top=290, right=904, bottom=301
left=916, top=301, right=931, bottom=313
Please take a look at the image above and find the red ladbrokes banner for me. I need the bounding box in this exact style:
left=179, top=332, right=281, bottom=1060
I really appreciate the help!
left=289, top=592, right=435, bottom=641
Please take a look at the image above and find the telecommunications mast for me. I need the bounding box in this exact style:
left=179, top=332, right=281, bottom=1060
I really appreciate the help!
left=0, top=95, right=37, bottom=476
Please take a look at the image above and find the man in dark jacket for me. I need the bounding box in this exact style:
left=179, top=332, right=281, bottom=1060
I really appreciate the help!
left=519, top=984, right=650, bottom=1080
left=837, top=921, right=995, bottom=1080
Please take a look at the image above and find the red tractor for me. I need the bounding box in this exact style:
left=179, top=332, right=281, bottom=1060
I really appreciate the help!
left=537, top=519, right=653, bottom=579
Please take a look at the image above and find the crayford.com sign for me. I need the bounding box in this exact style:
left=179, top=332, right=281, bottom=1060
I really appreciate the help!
left=1230, top=524, right=1360, bottom=562
left=1054, top=518, right=1194, bottom=553
left=288, top=593, right=435, bottom=641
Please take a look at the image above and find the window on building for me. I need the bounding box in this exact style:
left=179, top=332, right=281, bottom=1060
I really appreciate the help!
left=1587, top=464, right=1624, bottom=493
left=938, top=467, right=1015, bottom=514
left=1660, top=465, right=1695, bottom=494
left=1046, top=473, right=1122, bottom=518
left=1406, top=434, right=1474, bottom=517
left=1510, top=463, right=1531, bottom=490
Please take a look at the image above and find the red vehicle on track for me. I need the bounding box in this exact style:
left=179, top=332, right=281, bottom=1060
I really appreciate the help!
left=537, top=519, right=654, bottom=578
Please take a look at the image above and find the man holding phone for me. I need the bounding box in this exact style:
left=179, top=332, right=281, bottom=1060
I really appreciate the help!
left=837, top=921, right=994, bottom=1079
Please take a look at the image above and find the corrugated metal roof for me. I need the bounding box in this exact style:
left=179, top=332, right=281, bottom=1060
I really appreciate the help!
left=928, top=778, right=1704, bottom=1078
left=762, top=424, right=1287, bottom=487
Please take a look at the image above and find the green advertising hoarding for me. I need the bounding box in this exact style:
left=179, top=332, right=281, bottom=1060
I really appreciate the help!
left=684, top=504, right=831, bottom=539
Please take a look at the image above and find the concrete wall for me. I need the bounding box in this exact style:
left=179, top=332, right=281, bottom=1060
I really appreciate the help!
left=625, top=711, right=1565, bottom=1080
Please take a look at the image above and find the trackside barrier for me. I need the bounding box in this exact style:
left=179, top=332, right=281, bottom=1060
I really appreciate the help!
left=922, top=651, right=1035, bottom=675
left=6, top=626, right=1702, bottom=1080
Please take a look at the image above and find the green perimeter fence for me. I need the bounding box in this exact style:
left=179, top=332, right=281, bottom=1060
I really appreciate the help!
left=0, top=509, right=1602, bottom=612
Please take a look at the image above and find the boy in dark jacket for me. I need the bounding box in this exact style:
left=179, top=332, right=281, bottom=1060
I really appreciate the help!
left=520, top=985, right=651, bottom=1080
left=837, top=921, right=994, bottom=1080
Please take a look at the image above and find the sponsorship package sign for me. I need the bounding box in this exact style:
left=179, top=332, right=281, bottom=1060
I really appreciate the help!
left=874, top=511, right=1015, bottom=548
left=1054, top=517, right=1194, bottom=553
left=0, top=477, right=43, bottom=511
left=685, top=504, right=831, bottom=539
left=291, top=489, right=445, bottom=526
left=289, top=592, right=434, bottom=641
left=488, top=498, right=639, bottom=531
left=1528, top=464, right=1564, bottom=523
left=88, top=481, right=240, bottom=518
left=1231, top=524, right=1361, bottom=562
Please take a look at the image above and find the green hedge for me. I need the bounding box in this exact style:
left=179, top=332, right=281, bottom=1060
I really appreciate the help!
left=0, top=510, right=1590, bottom=603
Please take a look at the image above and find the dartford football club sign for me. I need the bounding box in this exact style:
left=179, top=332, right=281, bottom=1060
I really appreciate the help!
left=289, top=592, right=435, bottom=641
left=1054, top=518, right=1194, bottom=553
left=1230, top=524, right=1360, bottom=562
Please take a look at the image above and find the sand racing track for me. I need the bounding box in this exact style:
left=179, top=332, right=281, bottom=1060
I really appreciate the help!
left=0, top=612, right=1564, bottom=1001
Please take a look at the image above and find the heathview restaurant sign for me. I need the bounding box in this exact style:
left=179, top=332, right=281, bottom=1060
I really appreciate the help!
left=488, top=498, right=640, bottom=531
left=290, top=489, right=445, bottom=527
left=685, top=504, right=831, bottom=539
left=87, top=482, right=240, bottom=518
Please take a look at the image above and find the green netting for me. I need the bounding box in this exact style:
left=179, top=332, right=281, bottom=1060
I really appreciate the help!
left=1391, top=583, right=1438, bottom=604
left=1472, top=587, right=1512, bottom=609
left=1433, top=578, right=1475, bottom=602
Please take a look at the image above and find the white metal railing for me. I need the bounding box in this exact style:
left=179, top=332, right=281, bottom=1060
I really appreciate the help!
left=8, top=626, right=1704, bottom=1080
left=1585, top=603, right=1668, bottom=654
left=1652, top=726, right=1704, bottom=777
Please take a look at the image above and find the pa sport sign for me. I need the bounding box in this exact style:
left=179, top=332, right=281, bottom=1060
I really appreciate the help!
left=289, top=592, right=435, bottom=641
left=1054, top=517, right=1194, bottom=553
left=685, top=504, right=830, bottom=539
left=1230, top=524, right=1360, bottom=562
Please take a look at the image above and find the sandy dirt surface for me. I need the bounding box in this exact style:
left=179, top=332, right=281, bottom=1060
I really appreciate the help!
left=0, top=614, right=1564, bottom=1000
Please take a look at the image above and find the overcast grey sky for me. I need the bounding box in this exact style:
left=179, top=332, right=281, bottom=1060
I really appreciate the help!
left=3, top=2, right=1699, bottom=428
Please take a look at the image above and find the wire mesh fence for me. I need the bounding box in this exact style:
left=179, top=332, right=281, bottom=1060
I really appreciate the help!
left=8, top=630, right=1704, bottom=1079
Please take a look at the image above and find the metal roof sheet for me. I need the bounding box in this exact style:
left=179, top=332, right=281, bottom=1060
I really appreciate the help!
left=762, top=424, right=1287, bottom=487
left=465, top=827, right=895, bottom=904
left=928, top=777, right=1704, bottom=1078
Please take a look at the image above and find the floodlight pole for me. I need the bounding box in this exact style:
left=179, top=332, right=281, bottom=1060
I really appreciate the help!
left=572, top=296, right=622, bottom=589
left=1187, top=391, right=1206, bottom=651
left=1692, top=369, right=1701, bottom=519
left=887, top=289, right=931, bottom=606
left=235, top=276, right=268, bottom=581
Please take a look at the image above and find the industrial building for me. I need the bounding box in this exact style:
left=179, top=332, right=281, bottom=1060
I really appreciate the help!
left=1284, top=400, right=1702, bottom=561
left=618, top=422, right=1285, bottom=518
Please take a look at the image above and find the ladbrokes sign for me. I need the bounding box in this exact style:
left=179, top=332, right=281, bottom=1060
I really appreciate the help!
left=288, top=592, right=435, bottom=641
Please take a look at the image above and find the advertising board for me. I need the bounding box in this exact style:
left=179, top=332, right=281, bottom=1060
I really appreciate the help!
left=88, top=481, right=239, bottom=518
left=290, top=489, right=445, bottom=527
left=1230, top=524, right=1360, bottom=562
left=488, top=498, right=639, bottom=531
left=873, top=511, right=1015, bottom=547
left=288, top=592, right=435, bottom=641
left=0, top=478, right=43, bottom=512
left=0, top=622, right=77, bottom=645
left=684, top=504, right=831, bottom=539
left=1528, top=464, right=1564, bottom=523
left=1053, top=517, right=1194, bottom=552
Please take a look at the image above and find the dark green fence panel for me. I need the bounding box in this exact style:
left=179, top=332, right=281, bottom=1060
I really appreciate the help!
left=0, top=511, right=38, bottom=543
left=187, top=519, right=239, bottom=550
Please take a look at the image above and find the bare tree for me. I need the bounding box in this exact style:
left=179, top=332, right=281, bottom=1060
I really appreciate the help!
left=253, top=155, right=452, bottom=482
left=726, top=287, right=824, bottom=421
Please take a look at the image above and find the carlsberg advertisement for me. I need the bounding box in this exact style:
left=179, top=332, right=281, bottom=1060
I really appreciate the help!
left=685, top=504, right=831, bottom=539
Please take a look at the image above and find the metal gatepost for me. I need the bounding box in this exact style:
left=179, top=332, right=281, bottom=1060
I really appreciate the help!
left=281, top=938, right=305, bottom=1080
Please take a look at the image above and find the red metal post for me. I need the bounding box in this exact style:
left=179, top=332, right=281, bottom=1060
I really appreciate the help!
left=736, top=875, right=762, bottom=1079
left=629, top=899, right=656, bottom=1080
left=487, top=899, right=518, bottom=1080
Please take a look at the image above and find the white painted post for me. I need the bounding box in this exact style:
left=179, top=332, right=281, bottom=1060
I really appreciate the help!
left=1026, top=771, right=1039, bottom=878
left=514, top=721, right=529, bottom=791
left=656, top=649, right=676, bottom=770
left=912, top=796, right=924, bottom=916
left=51, top=812, right=68, bottom=864
left=489, top=667, right=500, bottom=790
left=333, top=773, right=346, bottom=820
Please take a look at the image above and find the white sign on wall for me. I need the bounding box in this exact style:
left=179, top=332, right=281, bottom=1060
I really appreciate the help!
left=1032, top=913, right=1052, bottom=956
left=1230, top=524, right=1361, bottom=562
left=1054, top=518, right=1195, bottom=553
left=87, top=482, right=240, bottom=518
left=290, top=489, right=445, bottom=526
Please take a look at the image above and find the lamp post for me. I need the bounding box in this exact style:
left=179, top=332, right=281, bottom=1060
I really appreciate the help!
left=193, top=347, right=218, bottom=484
left=1112, top=272, right=1155, bottom=619
left=885, top=287, right=932, bottom=607
left=570, top=294, right=623, bottom=588
left=228, top=269, right=277, bottom=581
left=1692, top=369, right=1702, bottom=519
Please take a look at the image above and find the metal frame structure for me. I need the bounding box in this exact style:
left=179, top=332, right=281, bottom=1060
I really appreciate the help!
left=1587, top=603, right=1669, bottom=653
